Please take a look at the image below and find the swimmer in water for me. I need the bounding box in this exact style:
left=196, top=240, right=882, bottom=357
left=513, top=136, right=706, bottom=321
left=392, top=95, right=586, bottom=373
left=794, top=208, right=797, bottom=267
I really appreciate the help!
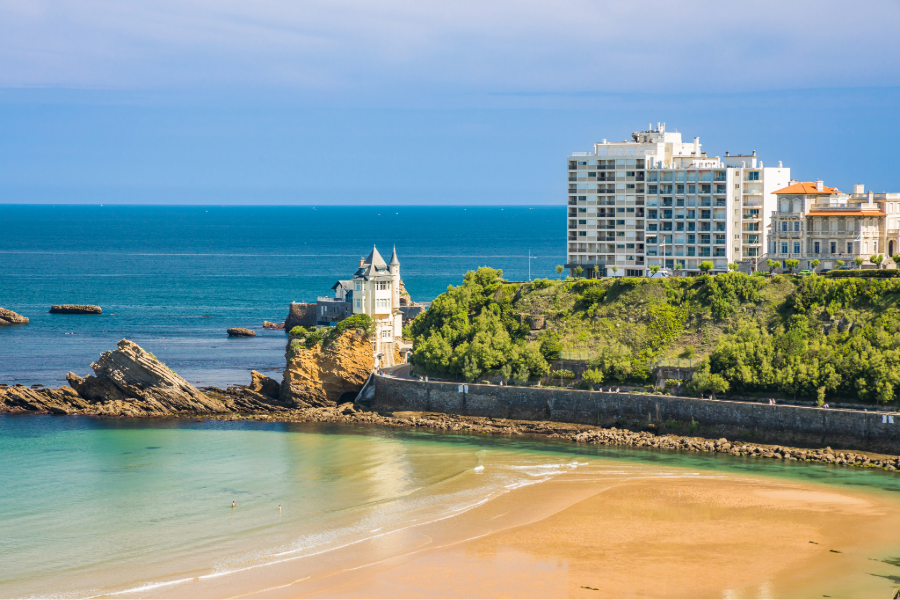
left=232, top=501, right=236, bottom=509
left=279, top=505, right=282, bottom=512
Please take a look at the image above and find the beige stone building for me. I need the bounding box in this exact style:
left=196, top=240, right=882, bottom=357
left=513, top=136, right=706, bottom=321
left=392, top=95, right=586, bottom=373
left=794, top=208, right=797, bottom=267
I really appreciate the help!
left=767, top=181, right=900, bottom=270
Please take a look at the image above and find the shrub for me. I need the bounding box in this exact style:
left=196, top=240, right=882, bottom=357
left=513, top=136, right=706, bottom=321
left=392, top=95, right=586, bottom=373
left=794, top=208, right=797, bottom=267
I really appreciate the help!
left=540, top=335, right=562, bottom=361
left=582, top=368, right=604, bottom=385
left=550, top=369, right=575, bottom=379
left=331, top=313, right=375, bottom=337
left=825, top=270, right=900, bottom=278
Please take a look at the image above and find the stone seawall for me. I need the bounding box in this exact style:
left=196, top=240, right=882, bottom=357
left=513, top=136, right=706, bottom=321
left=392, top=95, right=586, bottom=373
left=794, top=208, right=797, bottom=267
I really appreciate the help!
left=373, top=376, right=900, bottom=454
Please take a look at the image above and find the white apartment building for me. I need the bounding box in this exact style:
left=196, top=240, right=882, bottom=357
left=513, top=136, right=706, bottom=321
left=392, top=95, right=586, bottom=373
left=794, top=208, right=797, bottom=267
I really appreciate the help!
left=351, top=246, right=404, bottom=367
left=767, top=182, right=900, bottom=270
left=567, top=124, right=791, bottom=275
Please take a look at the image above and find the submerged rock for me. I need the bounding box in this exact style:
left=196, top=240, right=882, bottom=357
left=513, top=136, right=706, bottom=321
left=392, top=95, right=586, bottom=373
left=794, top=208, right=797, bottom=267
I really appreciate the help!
left=227, top=328, right=256, bottom=337
left=263, top=321, right=284, bottom=330
left=0, top=308, right=29, bottom=325
left=49, top=304, right=102, bottom=314
left=281, top=329, right=374, bottom=408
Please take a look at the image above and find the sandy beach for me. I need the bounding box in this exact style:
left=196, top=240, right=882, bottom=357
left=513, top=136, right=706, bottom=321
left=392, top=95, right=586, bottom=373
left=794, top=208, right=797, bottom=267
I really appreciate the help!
left=145, top=462, right=900, bottom=600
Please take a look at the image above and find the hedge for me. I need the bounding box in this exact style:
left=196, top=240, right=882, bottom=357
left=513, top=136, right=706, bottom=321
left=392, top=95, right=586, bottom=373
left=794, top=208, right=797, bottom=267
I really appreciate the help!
left=824, top=270, right=900, bottom=278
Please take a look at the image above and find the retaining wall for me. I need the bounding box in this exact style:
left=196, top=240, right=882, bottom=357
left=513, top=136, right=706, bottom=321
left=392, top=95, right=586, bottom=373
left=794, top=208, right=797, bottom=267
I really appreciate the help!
left=373, top=376, right=900, bottom=453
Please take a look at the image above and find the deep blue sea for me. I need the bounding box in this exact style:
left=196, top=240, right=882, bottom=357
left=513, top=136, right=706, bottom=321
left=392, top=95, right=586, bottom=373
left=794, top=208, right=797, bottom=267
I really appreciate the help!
left=0, top=205, right=564, bottom=387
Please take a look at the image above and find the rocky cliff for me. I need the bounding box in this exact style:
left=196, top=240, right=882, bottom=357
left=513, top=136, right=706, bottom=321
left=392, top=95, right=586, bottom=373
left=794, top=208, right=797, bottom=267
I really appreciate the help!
left=281, top=329, right=374, bottom=407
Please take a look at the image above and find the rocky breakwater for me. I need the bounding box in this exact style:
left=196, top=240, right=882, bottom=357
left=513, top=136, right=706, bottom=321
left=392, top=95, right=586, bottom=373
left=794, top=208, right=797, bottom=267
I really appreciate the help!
left=49, top=305, right=102, bottom=314
left=281, top=323, right=374, bottom=408
left=0, top=308, right=29, bottom=325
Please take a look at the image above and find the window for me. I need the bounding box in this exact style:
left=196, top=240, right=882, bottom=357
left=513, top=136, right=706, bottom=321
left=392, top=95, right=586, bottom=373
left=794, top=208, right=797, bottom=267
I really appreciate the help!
left=830, top=242, right=837, bottom=254
left=814, top=241, right=820, bottom=254
left=376, top=282, right=390, bottom=290
left=794, top=222, right=800, bottom=231
left=781, top=243, right=788, bottom=254
left=381, top=329, right=392, bottom=339
left=355, top=299, right=361, bottom=308
left=781, top=221, right=788, bottom=231
left=355, top=282, right=361, bottom=291
left=578, top=207, right=587, bottom=213
left=715, top=234, right=726, bottom=245
left=578, top=219, right=587, bottom=225
left=748, top=171, right=760, bottom=181
left=793, top=242, right=800, bottom=254
left=847, top=242, right=853, bottom=254
left=578, top=231, right=586, bottom=236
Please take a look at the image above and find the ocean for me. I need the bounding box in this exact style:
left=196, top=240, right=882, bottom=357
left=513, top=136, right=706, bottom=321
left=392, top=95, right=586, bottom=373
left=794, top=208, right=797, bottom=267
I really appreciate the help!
left=0, top=205, right=564, bottom=387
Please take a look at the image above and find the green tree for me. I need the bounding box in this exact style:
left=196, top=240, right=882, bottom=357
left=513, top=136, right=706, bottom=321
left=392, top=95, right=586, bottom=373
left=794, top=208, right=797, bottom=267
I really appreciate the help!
left=893, top=254, right=900, bottom=269
left=687, top=363, right=730, bottom=399
left=574, top=266, right=584, bottom=278
left=611, top=265, right=618, bottom=275
left=810, top=259, right=820, bottom=273
left=649, top=265, right=661, bottom=276
left=555, top=265, right=564, bottom=278
left=593, top=264, right=601, bottom=279
left=699, top=260, right=714, bottom=274
left=727, top=262, right=739, bottom=272
left=836, top=260, right=845, bottom=269
left=785, top=258, right=800, bottom=274
left=855, top=257, right=864, bottom=269
left=766, top=259, right=781, bottom=274
left=540, top=335, right=562, bottom=361
left=871, top=254, right=884, bottom=269
left=674, top=262, right=683, bottom=275
left=582, top=368, right=604, bottom=387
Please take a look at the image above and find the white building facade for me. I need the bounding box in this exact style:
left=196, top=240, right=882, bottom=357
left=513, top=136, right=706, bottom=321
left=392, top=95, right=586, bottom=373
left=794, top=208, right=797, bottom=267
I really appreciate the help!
left=567, top=124, right=791, bottom=275
left=351, top=246, right=405, bottom=367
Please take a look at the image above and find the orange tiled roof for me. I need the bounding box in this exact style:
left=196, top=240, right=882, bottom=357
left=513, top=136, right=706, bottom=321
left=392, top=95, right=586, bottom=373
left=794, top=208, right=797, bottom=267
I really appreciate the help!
left=775, top=182, right=841, bottom=195
left=806, top=211, right=884, bottom=217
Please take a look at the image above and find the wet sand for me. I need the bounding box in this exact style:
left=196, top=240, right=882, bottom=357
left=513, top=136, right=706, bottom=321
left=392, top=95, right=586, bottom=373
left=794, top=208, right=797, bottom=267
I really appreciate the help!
left=163, top=465, right=900, bottom=599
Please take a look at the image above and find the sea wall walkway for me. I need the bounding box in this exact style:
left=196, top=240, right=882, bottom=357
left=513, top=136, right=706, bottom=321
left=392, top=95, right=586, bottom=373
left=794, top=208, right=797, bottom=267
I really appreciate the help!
left=372, top=374, right=900, bottom=453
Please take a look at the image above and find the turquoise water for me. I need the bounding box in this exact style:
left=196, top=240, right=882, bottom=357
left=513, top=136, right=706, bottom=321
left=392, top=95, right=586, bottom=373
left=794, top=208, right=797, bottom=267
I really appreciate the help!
left=2, top=415, right=899, bottom=598
left=0, top=205, right=564, bottom=387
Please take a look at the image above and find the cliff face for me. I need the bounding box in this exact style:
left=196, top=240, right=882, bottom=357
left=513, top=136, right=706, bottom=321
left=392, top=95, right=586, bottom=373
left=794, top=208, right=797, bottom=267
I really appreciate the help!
left=281, top=329, right=374, bottom=407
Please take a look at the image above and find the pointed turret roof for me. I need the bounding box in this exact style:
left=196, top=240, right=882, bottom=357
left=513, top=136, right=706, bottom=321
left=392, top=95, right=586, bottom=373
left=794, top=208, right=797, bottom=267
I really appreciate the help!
left=389, top=246, right=400, bottom=266
left=364, top=245, right=387, bottom=269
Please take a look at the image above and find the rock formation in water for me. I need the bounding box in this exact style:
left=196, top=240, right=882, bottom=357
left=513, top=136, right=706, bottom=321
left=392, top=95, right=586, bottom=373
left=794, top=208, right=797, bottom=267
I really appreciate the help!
left=0, top=308, right=29, bottom=325
left=227, top=328, right=256, bottom=337
left=65, top=339, right=228, bottom=415
left=49, top=305, right=102, bottom=314
left=263, top=321, right=285, bottom=330
left=281, top=329, right=374, bottom=408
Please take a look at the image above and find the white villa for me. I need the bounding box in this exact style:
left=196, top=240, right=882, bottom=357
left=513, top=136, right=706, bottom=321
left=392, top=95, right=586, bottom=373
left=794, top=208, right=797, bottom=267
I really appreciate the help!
left=351, top=245, right=405, bottom=367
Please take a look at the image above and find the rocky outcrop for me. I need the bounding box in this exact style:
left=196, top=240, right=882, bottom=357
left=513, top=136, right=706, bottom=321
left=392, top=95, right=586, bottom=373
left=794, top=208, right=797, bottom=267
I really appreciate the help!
left=0, top=308, right=29, bottom=325
left=284, top=302, right=316, bottom=330
left=263, top=321, right=285, bottom=330
left=250, top=370, right=281, bottom=399
left=64, top=340, right=228, bottom=415
left=281, top=329, right=374, bottom=408
left=227, top=328, right=256, bottom=337
left=0, top=384, right=90, bottom=414
left=49, top=305, right=102, bottom=314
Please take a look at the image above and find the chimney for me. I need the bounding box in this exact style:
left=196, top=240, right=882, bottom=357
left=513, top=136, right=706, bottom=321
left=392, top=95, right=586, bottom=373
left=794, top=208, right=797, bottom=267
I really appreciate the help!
left=725, top=151, right=730, bottom=156
left=778, top=161, right=782, bottom=168
left=854, top=184, right=865, bottom=194
left=815, top=180, right=824, bottom=192
left=693, top=137, right=700, bottom=155
left=752, top=150, right=756, bottom=156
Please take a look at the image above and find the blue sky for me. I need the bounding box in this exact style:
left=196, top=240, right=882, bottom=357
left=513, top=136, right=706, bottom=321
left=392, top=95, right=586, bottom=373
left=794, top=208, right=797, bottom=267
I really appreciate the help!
left=1, top=0, right=899, bottom=205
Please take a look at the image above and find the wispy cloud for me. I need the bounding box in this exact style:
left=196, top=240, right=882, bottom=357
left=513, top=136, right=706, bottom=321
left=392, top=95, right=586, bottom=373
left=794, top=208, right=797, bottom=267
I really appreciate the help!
left=1, top=0, right=898, bottom=98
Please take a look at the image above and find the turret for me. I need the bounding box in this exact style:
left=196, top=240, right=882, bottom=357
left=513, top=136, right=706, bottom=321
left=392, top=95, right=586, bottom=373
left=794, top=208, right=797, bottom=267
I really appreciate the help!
left=389, top=246, right=400, bottom=309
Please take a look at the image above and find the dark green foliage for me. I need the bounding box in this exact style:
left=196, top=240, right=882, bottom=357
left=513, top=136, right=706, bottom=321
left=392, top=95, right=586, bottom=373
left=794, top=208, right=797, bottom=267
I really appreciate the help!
left=407, top=267, right=550, bottom=382
left=550, top=369, right=575, bottom=379
left=825, top=270, right=900, bottom=278
left=530, top=278, right=552, bottom=290
left=331, top=313, right=375, bottom=337
left=540, top=335, right=562, bottom=361
left=701, top=272, right=763, bottom=319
